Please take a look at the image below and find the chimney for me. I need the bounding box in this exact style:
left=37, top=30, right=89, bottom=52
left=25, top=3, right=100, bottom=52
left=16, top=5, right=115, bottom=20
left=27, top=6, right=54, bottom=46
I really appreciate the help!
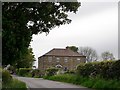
left=66, top=46, right=70, bottom=50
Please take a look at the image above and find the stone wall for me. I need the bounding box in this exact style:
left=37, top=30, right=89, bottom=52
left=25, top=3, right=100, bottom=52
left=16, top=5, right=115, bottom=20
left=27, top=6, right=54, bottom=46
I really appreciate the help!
left=38, top=55, right=86, bottom=71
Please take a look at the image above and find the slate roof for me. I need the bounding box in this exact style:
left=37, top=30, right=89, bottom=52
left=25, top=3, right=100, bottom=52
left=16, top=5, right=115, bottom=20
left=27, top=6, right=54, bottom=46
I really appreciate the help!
left=40, top=48, right=85, bottom=57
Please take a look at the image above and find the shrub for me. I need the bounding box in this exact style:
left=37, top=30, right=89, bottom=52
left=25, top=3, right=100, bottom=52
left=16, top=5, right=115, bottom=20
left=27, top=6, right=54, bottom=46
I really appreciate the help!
left=64, top=70, right=76, bottom=74
left=110, top=60, right=120, bottom=80
left=0, top=68, right=2, bottom=79
left=31, top=69, right=41, bottom=78
left=7, top=65, right=16, bottom=74
left=10, top=79, right=27, bottom=89
left=18, top=68, right=32, bottom=77
left=2, top=78, right=27, bottom=90
left=77, top=62, right=96, bottom=77
left=2, top=69, right=12, bottom=84
left=16, top=68, right=19, bottom=75
left=46, top=67, right=58, bottom=76
left=77, top=60, right=120, bottom=80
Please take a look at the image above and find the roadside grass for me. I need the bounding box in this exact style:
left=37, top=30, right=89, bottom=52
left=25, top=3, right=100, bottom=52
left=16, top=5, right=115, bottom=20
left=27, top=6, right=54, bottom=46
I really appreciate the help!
left=43, top=74, right=120, bottom=89
left=2, top=78, right=27, bottom=90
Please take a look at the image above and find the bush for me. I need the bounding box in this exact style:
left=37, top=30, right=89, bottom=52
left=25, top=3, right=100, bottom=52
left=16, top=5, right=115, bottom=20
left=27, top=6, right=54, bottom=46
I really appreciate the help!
left=0, top=68, right=2, bottom=78
left=110, top=60, right=120, bottom=80
left=2, top=78, right=27, bottom=90
left=77, top=62, right=98, bottom=77
left=2, top=69, right=12, bottom=84
left=31, top=69, right=41, bottom=78
left=46, top=67, right=58, bottom=76
left=18, top=68, right=32, bottom=77
left=7, top=65, right=16, bottom=74
left=17, top=68, right=42, bottom=78
left=2, top=69, right=27, bottom=90
left=77, top=60, right=120, bottom=80
left=64, top=70, right=76, bottom=74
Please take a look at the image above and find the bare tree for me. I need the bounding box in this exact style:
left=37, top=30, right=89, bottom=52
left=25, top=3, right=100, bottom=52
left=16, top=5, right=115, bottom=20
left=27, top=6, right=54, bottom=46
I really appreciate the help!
left=78, top=47, right=98, bottom=62
left=101, top=51, right=115, bottom=60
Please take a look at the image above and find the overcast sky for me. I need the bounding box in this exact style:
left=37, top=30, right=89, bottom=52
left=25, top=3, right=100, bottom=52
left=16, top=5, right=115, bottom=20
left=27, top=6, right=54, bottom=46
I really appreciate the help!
left=30, top=1, right=118, bottom=67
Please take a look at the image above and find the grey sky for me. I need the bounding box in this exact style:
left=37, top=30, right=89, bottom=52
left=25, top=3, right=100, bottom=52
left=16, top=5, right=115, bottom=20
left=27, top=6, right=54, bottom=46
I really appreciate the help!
left=30, top=1, right=118, bottom=67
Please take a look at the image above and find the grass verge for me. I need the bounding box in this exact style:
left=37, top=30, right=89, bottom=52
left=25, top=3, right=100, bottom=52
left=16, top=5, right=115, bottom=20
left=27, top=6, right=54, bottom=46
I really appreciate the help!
left=43, top=74, right=120, bottom=89
left=2, top=78, right=27, bottom=90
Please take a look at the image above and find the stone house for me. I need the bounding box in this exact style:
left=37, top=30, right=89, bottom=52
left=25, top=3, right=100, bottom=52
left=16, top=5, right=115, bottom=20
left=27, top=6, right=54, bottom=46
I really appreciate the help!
left=38, top=48, right=86, bottom=71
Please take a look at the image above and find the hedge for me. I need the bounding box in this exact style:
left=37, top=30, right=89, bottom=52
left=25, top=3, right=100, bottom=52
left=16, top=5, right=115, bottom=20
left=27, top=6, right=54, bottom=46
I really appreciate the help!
left=46, top=67, right=59, bottom=76
left=77, top=60, right=120, bottom=80
left=31, top=69, right=41, bottom=78
left=17, top=68, right=32, bottom=77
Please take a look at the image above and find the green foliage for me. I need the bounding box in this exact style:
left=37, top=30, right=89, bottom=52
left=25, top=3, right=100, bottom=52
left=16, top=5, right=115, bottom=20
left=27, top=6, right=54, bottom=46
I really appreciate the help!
left=31, top=69, right=41, bottom=78
left=64, top=70, right=76, bottom=74
left=46, top=67, right=59, bottom=76
left=77, top=62, right=97, bottom=77
left=2, top=2, right=80, bottom=66
left=0, top=68, right=2, bottom=78
left=2, top=69, right=27, bottom=90
left=77, top=60, right=120, bottom=80
left=44, top=60, right=120, bottom=89
left=18, top=68, right=32, bottom=77
left=2, top=69, right=12, bottom=85
left=45, top=74, right=77, bottom=83
left=110, top=60, right=120, bottom=80
left=2, top=78, right=27, bottom=90
left=44, top=74, right=120, bottom=89
left=66, top=46, right=78, bottom=52
left=16, top=48, right=35, bottom=68
left=17, top=68, right=42, bottom=78
left=7, top=65, right=16, bottom=74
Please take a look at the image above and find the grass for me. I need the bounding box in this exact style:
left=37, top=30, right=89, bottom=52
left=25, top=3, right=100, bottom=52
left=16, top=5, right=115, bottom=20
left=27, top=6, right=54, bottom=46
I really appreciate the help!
left=43, top=74, right=120, bottom=89
left=2, top=78, right=27, bottom=90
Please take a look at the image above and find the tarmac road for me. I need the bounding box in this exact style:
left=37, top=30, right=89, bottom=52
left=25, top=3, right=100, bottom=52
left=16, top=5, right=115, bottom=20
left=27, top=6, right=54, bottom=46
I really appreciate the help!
left=13, top=75, right=91, bottom=90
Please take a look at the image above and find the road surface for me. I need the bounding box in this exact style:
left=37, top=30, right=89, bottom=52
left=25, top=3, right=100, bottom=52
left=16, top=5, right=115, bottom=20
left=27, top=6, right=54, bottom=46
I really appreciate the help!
left=13, top=75, right=91, bottom=90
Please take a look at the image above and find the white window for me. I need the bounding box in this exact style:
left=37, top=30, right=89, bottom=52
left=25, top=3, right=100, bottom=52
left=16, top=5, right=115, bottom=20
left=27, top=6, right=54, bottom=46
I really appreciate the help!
left=56, top=57, right=60, bottom=60
left=57, top=61, right=59, bottom=62
left=48, top=57, right=52, bottom=62
left=56, top=57, right=60, bottom=62
left=77, top=58, right=80, bottom=61
left=64, top=57, right=68, bottom=62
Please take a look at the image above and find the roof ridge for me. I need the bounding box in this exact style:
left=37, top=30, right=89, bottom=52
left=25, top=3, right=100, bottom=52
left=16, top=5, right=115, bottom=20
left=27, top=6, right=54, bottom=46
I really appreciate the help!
left=39, top=48, right=86, bottom=58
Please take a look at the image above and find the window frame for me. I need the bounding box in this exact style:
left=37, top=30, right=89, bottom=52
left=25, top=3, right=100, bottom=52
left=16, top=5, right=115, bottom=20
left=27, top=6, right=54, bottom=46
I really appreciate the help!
left=48, top=56, right=52, bottom=62
left=64, top=57, right=68, bottom=62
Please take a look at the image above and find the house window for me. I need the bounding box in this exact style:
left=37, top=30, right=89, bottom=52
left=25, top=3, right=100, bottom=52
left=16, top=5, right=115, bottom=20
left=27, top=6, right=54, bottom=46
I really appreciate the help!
left=48, top=57, right=52, bottom=62
left=77, top=58, right=80, bottom=61
left=56, top=57, right=60, bottom=60
left=57, top=60, right=59, bottom=62
left=64, top=57, right=68, bottom=62
left=56, top=57, right=60, bottom=62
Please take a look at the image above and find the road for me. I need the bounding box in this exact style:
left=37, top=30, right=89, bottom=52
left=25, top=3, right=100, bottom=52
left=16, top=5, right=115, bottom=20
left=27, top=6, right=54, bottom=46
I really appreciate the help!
left=13, top=75, right=91, bottom=90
